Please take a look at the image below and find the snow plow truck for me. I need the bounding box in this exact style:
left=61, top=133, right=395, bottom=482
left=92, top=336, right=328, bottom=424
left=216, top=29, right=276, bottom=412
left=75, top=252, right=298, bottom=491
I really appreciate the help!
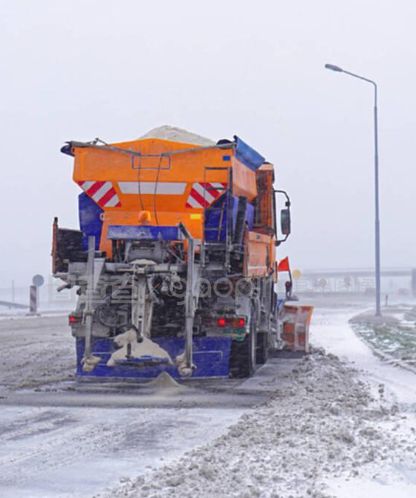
left=52, top=126, right=300, bottom=380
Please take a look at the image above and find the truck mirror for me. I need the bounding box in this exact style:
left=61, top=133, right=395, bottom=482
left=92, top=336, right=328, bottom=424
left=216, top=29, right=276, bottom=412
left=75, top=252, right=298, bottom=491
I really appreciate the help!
left=280, top=208, right=291, bottom=236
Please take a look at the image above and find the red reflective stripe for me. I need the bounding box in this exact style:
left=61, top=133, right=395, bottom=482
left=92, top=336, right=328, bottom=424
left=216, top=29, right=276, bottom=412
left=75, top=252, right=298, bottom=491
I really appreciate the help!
left=206, top=183, right=222, bottom=199
left=189, top=188, right=210, bottom=208
left=199, top=182, right=223, bottom=199
left=98, top=188, right=117, bottom=207
left=186, top=182, right=228, bottom=208
left=85, top=181, right=105, bottom=197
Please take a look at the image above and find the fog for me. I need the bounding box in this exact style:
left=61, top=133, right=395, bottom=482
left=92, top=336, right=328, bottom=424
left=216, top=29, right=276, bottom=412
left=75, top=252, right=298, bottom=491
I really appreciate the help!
left=1, top=0, right=415, bottom=286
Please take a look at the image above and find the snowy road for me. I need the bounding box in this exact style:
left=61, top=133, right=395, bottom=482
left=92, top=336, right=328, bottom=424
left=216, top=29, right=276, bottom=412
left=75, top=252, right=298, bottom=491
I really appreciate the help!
left=0, top=315, right=74, bottom=393
left=0, top=405, right=243, bottom=498
left=1, top=302, right=416, bottom=497
left=0, top=315, right=296, bottom=498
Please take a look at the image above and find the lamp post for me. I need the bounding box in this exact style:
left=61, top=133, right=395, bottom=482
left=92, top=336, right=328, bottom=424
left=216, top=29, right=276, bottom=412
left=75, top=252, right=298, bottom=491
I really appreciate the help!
left=325, top=63, right=381, bottom=316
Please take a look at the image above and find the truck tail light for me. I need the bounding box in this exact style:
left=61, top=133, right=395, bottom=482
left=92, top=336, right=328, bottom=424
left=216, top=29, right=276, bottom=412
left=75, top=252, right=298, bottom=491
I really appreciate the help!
left=233, top=317, right=246, bottom=328
left=216, top=316, right=246, bottom=328
left=68, top=314, right=81, bottom=325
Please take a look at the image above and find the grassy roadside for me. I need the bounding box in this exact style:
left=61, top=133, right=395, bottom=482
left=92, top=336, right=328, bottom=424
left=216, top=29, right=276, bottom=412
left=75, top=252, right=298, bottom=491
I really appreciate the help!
left=350, top=305, right=416, bottom=367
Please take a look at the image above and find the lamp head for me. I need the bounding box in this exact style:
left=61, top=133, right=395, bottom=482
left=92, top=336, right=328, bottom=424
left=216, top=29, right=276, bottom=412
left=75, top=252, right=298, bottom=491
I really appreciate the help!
left=325, top=63, right=343, bottom=72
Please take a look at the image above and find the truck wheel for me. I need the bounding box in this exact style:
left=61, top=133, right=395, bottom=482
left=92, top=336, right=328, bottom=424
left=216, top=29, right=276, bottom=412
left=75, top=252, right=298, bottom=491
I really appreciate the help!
left=230, top=318, right=256, bottom=378
left=256, top=331, right=269, bottom=364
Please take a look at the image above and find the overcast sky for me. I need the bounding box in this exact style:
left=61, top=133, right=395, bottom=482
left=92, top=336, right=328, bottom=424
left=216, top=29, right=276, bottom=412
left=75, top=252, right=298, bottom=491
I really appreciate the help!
left=1, top=0, right=415, bottom=286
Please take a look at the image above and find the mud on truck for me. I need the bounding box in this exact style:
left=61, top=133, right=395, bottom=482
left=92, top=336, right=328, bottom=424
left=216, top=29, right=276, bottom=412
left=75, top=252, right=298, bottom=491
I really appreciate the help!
left=52, top=127, right=295, bottom=379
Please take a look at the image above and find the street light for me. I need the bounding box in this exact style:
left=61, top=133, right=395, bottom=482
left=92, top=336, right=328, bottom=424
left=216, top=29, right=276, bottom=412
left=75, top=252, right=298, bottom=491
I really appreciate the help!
left=325, top=63, right=381, bottom=317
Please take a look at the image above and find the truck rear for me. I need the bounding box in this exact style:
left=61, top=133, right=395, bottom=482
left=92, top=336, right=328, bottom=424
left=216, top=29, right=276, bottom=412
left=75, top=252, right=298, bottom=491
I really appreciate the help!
left=53, top=127, right=294, bottom=379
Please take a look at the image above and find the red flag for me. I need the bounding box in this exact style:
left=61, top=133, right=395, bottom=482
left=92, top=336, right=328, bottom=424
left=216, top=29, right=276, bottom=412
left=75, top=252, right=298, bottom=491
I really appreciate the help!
left=277, top=257, right=290, bottom=272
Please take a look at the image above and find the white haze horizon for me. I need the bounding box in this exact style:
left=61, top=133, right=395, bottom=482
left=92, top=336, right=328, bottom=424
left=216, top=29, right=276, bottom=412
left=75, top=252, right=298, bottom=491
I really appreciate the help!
left=1, top=0, right=415, bottom=287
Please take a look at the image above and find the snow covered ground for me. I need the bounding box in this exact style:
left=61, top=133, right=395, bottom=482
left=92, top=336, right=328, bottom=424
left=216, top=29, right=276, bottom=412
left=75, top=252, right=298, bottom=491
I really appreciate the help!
left=309, top=305, right=416, bottom=497
left=1, top=299, right=416, bottom=497
left=0, top=317, right=248, bottom=498
left=0, top=315, right=73, bottom=393
left=0, top=405, right=243, bottom=498
left=99, top=304, right=416, bottom=498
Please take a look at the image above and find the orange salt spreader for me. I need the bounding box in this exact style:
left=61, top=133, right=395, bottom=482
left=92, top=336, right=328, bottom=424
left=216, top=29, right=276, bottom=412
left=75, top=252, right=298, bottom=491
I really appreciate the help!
left=52, top=126, right=309, bottom=380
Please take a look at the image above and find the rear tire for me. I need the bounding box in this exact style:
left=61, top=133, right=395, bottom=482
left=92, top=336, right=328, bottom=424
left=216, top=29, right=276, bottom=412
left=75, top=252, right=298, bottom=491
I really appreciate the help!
left=256, top=331, right=269, bottom=364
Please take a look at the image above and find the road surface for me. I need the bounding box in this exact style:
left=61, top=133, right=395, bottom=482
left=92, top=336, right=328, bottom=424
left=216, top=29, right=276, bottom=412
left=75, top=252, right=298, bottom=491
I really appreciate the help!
left=0, top=301, right=415, bottom=497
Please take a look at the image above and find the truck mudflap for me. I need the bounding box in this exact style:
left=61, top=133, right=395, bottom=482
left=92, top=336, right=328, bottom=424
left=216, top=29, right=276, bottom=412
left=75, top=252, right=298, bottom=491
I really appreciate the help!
left=75, top=336, right=232, bottom=379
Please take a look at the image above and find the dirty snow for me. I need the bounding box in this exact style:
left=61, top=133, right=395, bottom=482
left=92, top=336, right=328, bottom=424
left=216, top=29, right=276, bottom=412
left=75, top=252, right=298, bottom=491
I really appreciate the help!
left=0, top=315, right=73, bottom=393
left=0, top=405, right=243, bottom=498
left=100, top=343, right=416, bottom=498
left=147, top=371, right=185, bottom=391
left=1, top=301, right=416, bottom=498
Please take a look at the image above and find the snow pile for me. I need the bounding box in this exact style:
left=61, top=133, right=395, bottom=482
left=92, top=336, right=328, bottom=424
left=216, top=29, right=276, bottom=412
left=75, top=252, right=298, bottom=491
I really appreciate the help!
left=140, top=125, right=215, bottom=146
left=103, top=349, right=416, bottom=498
left=146, top=372, right=185, bottom=391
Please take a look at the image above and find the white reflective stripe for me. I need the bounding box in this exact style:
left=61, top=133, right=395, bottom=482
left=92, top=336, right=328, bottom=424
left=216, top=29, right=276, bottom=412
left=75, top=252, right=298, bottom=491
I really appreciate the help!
left=186, top=195, right=202, bottom=208
left=207, top=182, right=226, bottom=196
left=80, top=181, right=94, bottom=191
left=104, top=194, right=120, bottom=207
left=118, top=182, right=186, bottom=195
left=211, top=182, right=225, bottom=190
left=92, top=182, right=112, bottom=202
left=193, top=183, right=215, bottom=204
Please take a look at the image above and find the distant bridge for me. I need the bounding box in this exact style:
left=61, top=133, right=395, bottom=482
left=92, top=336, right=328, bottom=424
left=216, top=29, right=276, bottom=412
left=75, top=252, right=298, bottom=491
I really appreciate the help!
left=301, top=268, right=413, bottom=279
left=291, top=267, right=416, bottom=296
